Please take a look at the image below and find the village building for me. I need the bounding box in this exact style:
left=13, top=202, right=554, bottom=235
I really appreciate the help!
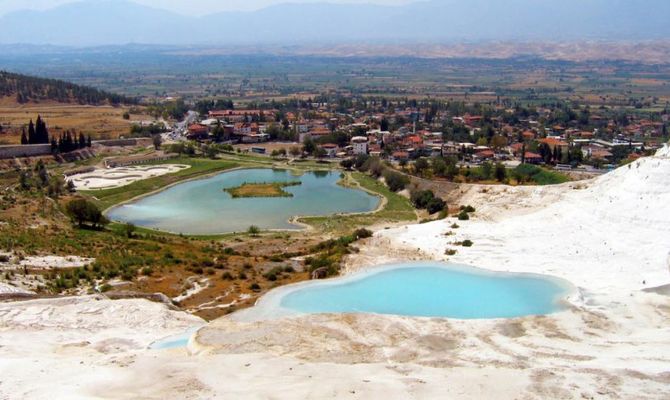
left=351, top=136, right=368, bottom=155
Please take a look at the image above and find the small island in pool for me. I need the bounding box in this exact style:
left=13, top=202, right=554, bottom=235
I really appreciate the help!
left=107, top=168, right=380, bottom=235
left=224, top=181, right=301, bottom=198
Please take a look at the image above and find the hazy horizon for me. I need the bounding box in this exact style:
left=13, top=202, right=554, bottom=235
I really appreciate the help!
left=0, top=0, right=415, bottom=16
left=0, top=0, right=668, bottom=47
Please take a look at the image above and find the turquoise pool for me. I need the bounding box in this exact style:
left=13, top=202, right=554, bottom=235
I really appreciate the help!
left=149, top=327, right=202, bottom=350
left=234, top=262, right=573, bottom=321
left=107, top=169, right=379, bottom=235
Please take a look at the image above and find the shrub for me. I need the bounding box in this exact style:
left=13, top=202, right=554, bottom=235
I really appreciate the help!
left=263, top=267, right=284, bottom=281
left=65, top=198, right=108, bottom=228
left=340, top=158, right=354, bottom=170
left=450, top=223, right=460, bottom=229
left=461, top=240, right=474, bottom=247
left=353, top=154, right=370, bottom=170
left=222, top=247, right=237, bottom=255
left=445, top=249, right=457, bottom=256
left=410, top=189, right=435, bottom=209
left=238, top=272, right=247, bottom=280
left=247, top=225, right=261, bottom=236
left=460, top=205, right=476, bottom=213
left=494, top=163, right=507, bottom=182
left=426, top=197, right=446, bottom=214
left=222, top=271, right=234, bottom=280
left=383, top=170, right=409, bottom=192
left=364, top=157, right=384, bottom=177
left=122, top=223, right=136, bottom=238
left=457, top=211, right=470, bottom=220
left=249, top=283, right=261, bottom=291
left=414, top=158, right=430, bottom=176
left=353, top=228, right=373, bottom=239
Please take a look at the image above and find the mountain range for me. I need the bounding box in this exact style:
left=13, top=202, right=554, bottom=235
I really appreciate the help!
left=0, top=0, right=669, bottom=46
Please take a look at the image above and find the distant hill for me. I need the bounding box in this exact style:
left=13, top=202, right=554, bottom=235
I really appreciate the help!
left=0, top=0, right=668, bottom=46
left=0, top=70, right=137, bottom=105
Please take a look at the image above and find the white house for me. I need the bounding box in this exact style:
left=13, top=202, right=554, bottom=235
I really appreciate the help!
left=351, top=136, right=368, bottom=155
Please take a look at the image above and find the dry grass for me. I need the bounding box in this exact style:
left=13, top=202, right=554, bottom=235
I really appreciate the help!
left=0, top=98, right=151, bottom=144
left=225, top=182, right=300, bottom=198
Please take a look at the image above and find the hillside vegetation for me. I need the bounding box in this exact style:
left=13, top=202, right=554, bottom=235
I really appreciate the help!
left=0, top=70, right=137, bottom=105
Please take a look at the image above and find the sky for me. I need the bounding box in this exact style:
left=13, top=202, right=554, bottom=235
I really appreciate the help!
left=0, top=0, right=415, bottom=16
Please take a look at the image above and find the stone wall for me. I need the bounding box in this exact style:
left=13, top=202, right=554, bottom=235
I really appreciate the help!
left=0, top=144, right=52, bottom=160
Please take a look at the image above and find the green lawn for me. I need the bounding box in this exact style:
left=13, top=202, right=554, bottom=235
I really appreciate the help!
left=300, top=172, right=416, bottom=234
left=82, top=157, right=239, bottom=210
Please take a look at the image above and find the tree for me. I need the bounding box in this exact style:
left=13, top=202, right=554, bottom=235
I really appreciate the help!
left=383, top=170, right=409, bottom=192
left=78, top=132, right=86, bottom=149
left=205, top=145, right=218, bottom=159
left=27, top=119, right=35, bottom=144
left=340, top=158, right=354, bottom=170
left=289, top=146, right=302, bottom=157
left=380, top=118, right=389, bottom=131
left=302, top=136, right=316, bottom=155
left=426, top=197, right=446, bottom=214
left=431, top=157, right=447, bottom=177
left=481, top=161, right=493, bottom=180
left=353, top=154, right=370, bottom=170
left=35, top=116, right=48, bottom=144
left=313, top=146, right=327, bottom=159
left=152, top=134, right=162, bottom=150
left=20, top=129, right=28, bottom=145
left=445, top=157, right=459, bottom=180
left=123, top=223, right=136, bottom=238
left=414, top=158, right=430, bottom=176
left=410, top=190, right=435, bottom=209
left=494, top=163, right=507, bottom=182
left=122, top=112, right=130, bottom=120
left=490, top=135, right=507, bottom=150
left=65, top=198, right=108, bottom=229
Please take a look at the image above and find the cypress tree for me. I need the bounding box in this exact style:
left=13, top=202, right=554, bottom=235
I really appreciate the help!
left=65, top=131, right=73, bottom=152
left=87, top=135, right=92, bottom=147
left=37, top=116, right=49, bottom=144
left=28, top=119, right=35, bottom=144
left=552, top=147, right=559, bottom=163
left=78, top=132, right=86, bottom=149
left=21, top=128, right=28, bottom=145
left=35, top=116, right=45, bottom=143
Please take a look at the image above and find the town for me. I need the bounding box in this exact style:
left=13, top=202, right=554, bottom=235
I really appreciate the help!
left=173, top=97, right=667, bottom=176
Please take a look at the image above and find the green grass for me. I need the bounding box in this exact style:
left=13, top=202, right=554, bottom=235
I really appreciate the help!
left=81, top=157, right=239, bottom=210
left=531, top=169, right=570, bottom=185
left=300, top=172, right=416, bottom=234
left=512, top=164, right=569, bottom=185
